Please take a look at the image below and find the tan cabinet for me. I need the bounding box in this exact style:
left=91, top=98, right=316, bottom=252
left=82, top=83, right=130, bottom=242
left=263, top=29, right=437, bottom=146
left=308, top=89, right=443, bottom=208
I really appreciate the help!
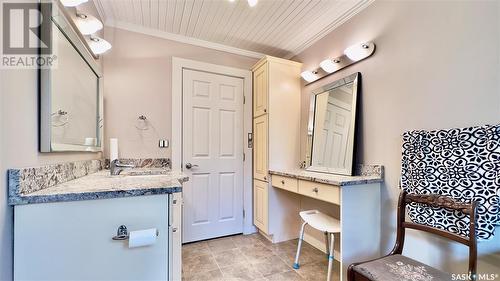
left=271, top=175, right=298, bottom=193
left=298, top=180, right=341, bottom=205
left=253, top=180, right=269, bottom=233
left=253, top=63, right=268, bottom=117
left=251, top=56, right=302, bottom=236
left=253, top=115, right=268, bottom=182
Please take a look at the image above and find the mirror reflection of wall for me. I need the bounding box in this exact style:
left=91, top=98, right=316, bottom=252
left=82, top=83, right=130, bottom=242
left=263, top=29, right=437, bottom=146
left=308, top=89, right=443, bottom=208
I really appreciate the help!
left=307, top=73, right=359, bottom=175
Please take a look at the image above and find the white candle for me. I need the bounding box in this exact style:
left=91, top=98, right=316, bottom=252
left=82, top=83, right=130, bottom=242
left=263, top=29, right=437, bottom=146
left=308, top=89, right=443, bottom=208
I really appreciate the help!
left=109, top=138, right=118, bottom=162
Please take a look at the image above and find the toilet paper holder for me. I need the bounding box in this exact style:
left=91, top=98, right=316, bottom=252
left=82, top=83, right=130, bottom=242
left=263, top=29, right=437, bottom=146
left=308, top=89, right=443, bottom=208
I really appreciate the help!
left=112, top=225, right=159, bottom=240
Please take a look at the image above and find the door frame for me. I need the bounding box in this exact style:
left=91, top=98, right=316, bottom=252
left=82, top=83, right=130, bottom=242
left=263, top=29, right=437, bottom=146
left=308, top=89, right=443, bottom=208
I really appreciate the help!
left=172, top=57, right=256, bottom=235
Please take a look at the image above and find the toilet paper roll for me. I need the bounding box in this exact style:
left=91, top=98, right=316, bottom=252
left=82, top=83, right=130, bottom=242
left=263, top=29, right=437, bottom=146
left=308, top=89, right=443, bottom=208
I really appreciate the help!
left=128, top=228, right=157, bottom=248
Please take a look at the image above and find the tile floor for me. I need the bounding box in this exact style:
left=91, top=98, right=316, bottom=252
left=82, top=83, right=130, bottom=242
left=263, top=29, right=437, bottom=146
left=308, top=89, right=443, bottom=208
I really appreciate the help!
left=182, top=233, right=340, bottom=281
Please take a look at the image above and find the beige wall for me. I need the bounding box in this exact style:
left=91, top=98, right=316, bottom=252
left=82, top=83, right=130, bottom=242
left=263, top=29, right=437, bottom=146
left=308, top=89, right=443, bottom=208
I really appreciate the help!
left=102, top=27, right=258, bottom=159
left=294, top=0, right=500, bottom=274
left=0, top=2, right=103, bottom=279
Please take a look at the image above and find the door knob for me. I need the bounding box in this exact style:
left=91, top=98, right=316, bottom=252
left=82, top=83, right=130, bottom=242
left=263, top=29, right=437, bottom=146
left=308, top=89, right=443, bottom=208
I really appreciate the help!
left=185, top=163, right=199, bottom=169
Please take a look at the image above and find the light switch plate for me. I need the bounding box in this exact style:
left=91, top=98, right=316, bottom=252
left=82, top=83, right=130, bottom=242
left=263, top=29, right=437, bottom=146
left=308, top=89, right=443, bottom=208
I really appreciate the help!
left=159, top=139, right=169, bottom=148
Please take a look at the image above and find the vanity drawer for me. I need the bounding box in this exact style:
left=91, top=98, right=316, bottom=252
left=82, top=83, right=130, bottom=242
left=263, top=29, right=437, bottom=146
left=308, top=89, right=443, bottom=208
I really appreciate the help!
left=298, top=180, right=340, bottom=205
left=271, top=175, right=298, bottom=192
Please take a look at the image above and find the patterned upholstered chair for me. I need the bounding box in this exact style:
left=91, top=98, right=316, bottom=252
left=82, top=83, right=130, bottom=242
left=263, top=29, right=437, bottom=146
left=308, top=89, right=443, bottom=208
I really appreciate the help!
left=348, top=191, right=478, bottom=281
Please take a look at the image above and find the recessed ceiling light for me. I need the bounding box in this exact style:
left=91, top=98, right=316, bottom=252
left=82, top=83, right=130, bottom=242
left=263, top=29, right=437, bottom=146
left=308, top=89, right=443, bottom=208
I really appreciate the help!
left=248, top=0, right=258, bottom=7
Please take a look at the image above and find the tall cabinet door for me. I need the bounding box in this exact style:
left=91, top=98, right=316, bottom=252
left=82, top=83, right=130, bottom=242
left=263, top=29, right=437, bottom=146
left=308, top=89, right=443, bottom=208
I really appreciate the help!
left=253, top=180, right=269, bottom=233
left=253, top=114, right=268, bottom=182
left=253, top=63, right=268, bottom=117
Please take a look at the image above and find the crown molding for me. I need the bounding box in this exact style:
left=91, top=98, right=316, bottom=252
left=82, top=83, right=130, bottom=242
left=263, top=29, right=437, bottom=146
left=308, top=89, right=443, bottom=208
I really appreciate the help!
left=107, top=20, right=265, bottom=59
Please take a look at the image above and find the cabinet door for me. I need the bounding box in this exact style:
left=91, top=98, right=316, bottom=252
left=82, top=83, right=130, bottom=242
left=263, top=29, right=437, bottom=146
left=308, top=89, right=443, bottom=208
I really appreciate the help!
left=14, top=195, right=170, bottom=281
left=253, top=114, right=268, bottom=182
left=253, top=63, right=268, bottom=117
left=253, top=180, right=268, bottom=233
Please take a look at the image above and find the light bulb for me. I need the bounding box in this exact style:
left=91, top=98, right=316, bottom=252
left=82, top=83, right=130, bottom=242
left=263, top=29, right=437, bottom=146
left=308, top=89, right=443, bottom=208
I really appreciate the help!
left=75, top=13, right=103, bottom=35
left=87, top=36, right=112, bottom=55
left=248, top=0, right=258, bottom=7
left=300, top=71, right=319, bottom=83
left=60, top=0, right=88, bottom=7
left=319, top=59, right=340, bottom=73
left=344, top=43, right=371, bottom=61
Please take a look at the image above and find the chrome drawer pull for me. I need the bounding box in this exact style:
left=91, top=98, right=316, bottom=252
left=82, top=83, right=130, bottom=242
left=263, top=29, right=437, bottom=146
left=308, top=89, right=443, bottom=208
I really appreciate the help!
left=312, top=187, right=319, bottom=193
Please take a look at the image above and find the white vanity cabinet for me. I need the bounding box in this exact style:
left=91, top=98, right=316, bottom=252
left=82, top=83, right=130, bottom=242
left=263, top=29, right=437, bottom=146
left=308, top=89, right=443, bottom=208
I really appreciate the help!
left=251, top=56, right=302, bottom=239
left=270, top=171, right=382, bottom=281
left=14, top=194, right=181, bottom=281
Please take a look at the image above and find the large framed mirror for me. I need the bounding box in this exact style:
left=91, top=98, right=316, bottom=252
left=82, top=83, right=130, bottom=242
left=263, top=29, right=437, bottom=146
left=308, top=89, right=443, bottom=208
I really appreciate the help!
left=40, top=2, right=103, bottom=152
left=306, top=72, right=359, bottom=175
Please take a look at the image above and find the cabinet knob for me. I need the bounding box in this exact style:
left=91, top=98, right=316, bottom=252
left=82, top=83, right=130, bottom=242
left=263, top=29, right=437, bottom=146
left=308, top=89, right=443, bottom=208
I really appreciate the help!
left=263, top=176, right=267, bottom=181
left=312, top=187, right=319, bottom=193
left=264, top=109, right=267, bottom=113
left=281, top=180, right=285, bottom=184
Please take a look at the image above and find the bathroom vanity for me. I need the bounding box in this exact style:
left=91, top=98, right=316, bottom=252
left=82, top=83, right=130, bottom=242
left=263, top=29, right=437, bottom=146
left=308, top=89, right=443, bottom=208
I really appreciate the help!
left=268, top=167, right=383, bottom=281
left=8, top=160, right=186, bottom=281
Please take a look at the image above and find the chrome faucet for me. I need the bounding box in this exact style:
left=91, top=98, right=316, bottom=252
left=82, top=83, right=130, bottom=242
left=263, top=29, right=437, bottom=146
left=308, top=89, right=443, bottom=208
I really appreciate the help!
left=110, top=159, right=135, bottom=175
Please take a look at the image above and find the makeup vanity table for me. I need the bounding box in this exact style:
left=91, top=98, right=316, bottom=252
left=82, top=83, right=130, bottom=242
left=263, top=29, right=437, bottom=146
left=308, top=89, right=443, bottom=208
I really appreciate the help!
left=269, top=167, right=383, bottom=281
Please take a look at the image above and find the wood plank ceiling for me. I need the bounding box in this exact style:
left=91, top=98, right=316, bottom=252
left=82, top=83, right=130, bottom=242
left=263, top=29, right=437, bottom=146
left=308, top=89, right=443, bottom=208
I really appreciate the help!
left=94, top=0, right=373, bottom=58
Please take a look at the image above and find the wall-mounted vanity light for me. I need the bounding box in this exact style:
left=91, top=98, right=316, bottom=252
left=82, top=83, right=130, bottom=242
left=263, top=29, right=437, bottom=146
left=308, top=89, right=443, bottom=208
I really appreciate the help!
left=60, top=0, right=88, bottom=7
left=87, top=36, right=112, bottom=55
left=300, top=70, right=320, bottom=83
left=301, top=42, right=375, bottom=84
left=75, top=13, right=103, bottom=35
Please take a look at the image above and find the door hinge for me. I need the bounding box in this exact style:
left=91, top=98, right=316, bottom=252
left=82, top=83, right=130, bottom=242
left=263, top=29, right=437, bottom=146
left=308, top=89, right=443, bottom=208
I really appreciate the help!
left=243, top=153, right=246, bottom=161
left=243, top=209, right=246, bottom=218
left=243, top=96, right=246, bottom=104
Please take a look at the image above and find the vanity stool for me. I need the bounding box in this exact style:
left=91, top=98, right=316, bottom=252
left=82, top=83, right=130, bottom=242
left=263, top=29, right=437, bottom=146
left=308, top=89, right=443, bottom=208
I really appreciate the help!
left=294, top=210, right=341, bottom=281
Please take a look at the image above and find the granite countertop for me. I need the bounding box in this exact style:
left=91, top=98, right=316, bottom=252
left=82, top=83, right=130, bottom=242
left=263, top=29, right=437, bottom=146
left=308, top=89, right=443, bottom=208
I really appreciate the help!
left=9, top=170, right=188, bottom=205
left=269, top=167, right=383, bottom=186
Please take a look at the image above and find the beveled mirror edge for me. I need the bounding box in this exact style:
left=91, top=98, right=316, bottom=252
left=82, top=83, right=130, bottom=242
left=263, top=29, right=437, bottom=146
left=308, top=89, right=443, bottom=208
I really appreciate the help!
left=305, top=72, right=360, bottom=176
left=39, top=3, right=104, bottom=153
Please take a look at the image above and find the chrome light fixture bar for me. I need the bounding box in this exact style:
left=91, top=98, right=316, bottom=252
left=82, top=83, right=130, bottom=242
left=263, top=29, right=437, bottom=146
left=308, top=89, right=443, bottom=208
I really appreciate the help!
left=301, top=42, right=375, bottom=84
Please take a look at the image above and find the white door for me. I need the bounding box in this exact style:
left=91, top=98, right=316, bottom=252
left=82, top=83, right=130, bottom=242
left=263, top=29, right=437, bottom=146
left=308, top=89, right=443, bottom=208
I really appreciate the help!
left=323, top=97, right=351, bottom=168
left=182, top=69, right=244, bottom=243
